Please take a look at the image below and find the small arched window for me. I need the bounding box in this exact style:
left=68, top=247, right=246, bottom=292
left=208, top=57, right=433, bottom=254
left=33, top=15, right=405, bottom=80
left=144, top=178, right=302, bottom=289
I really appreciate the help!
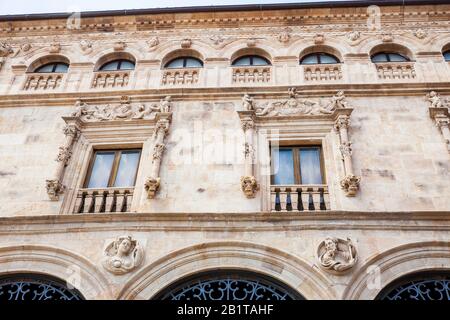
left=99, top=59, right=135, bottom=71
left=34, top=62, right=69, bottom=73
left=444, top=51, right=450, bottom=62
left=300, top=53, right=339, bottom=65
left=232, top=55, right=270, bottom=66
left=165, top=57, right=203, bottom=69
left=371, top=52, right=409, bottom=63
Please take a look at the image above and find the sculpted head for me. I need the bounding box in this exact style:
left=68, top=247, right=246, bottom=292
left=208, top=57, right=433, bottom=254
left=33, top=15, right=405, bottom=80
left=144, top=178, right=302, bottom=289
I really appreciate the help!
left=324, top=237, right=338, bottom=253
left=117, top=236, right=133, bottom=255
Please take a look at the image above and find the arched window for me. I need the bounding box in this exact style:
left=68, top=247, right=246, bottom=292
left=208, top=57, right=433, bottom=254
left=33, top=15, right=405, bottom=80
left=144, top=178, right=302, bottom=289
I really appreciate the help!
left=376, top=271, right=450, bottom=300
left=164, top=57, right=203, bottom=69
left=371, top=52, right=410, bottom=63
left=300, top=53, right=339, bottom=65
left=0, top=273, right=84, bottom=301
left=444, top=50, right=450, bottom=62
left=153, top=270, right=304, bottom=300
left=99, top=59, right=135, bottom=71
left=34, top=62, right=69, bottom=73
left=232, top=55, right=271, bottom=66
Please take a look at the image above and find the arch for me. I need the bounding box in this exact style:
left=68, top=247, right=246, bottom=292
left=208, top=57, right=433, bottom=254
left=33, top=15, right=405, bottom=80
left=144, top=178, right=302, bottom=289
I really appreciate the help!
left=161, top=49, right=204, bottom=69
left=27, top=54, right=70, bottom=73
left=94, top=52, right=136, bottom=71
left=343, top=241, right=450, bottom=300
left=0, top=245, right=113, bottom=299
left=119, top=241, right=334, bottom=300
left=230, top=47, right=272, bottom=65
left=0, top=273, right=84, bottom=300
left=299, top=45, right=343, bottom=63
left=442, top=43, right=450, bottom=61
left=369, top=43, right=415, bottom=61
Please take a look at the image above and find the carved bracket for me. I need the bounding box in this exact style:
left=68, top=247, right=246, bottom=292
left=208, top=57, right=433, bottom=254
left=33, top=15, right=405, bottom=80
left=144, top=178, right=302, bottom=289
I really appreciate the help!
left=427, top=91, right=450, bottom=153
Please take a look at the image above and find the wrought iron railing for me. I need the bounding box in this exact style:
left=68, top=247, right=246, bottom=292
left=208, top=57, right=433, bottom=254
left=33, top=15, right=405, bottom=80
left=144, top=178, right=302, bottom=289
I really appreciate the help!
left=270, top=185, right=330, bottom=212
left=74, top=187, right=133, bottom=214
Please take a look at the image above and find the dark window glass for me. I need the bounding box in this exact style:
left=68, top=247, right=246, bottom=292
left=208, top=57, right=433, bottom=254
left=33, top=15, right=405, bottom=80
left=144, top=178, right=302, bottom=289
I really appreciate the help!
left=444, top=51, right=450, bottom=61
left=99, top=59, right=135, bottom=71
left=371, top=52, right=409, bottom=63
left=86, top=149, right=141, bottom=188
left=232, top=55, right=271, bottom=66
left=34, top=62, right=69, bottom=73
left=300, top=53, right=339, bottom=65
left=271, top=146, right=323, bottom=185
left=165, top=57, right=203, bottom=69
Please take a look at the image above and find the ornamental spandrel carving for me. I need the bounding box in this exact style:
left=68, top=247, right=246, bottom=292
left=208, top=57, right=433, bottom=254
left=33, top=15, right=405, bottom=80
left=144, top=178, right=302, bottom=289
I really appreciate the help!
left=102, top=236, right=144, bottom=275
left=254, top=89, right=349, bottom=117
left=317, top=237, right=357, bottom=274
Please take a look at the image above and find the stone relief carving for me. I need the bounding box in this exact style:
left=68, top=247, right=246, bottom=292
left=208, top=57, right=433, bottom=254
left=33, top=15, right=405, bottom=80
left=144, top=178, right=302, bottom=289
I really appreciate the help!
left=277, top=28, right=291, bottom=43
left=210, top=34, right=224, bottom=46
left=340, top=174, right=361, bottom=197
left=49, top=41, right=61, bottom=53
left=426, top=91, right=449, bottom=109
left=181, top=38, right=192, bottom=48
left=314, top=33, right=325, bottom=44
left=113, top=41, right=126, bottom=51
left=317, top=237, right=357, bottom=273
left=0, top=42, right=13, bottom=71
left=381, top=32, right=393, bottom=43
left=147, top=36, right=159, bottom=50
left=242, top=93, right=255, bottom=111
left=102, top=236, right=144, bottom=275
left=427, top=91, right=450, bottom=153
left=414, top=28, right=427, bottom=39
left=240, top=175, right=259, bottom=198
left=252, top=88, right=349, bottom=117
left=346, top=30, right=361, bottom=43
left=246, top=38, right=257, bottom=47
left=79, top=40, right=93, bottom=54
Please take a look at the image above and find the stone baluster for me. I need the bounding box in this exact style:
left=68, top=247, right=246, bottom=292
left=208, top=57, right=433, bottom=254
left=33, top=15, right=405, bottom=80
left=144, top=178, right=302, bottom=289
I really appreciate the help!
left=334, top=109, right=361, bottom=197
left=46, top=123, right=80, bottom=201
left=237, top=96, right=259, bottom=198
left=145, top=112, right=172, bottom=198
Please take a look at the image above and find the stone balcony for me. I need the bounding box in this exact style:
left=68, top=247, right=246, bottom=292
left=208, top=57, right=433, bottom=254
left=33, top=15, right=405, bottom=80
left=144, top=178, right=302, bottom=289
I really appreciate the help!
left=232, top=66, right=271, bottom=84
left=91, top=70, right=131, bottom=88
left=375, top=62, right=416, bottom=80
left=22, top=73, right=65, bottom=91
left=74, top=187, right=134, bottom=214
left=270, top=185, right=330, bottom=212
left=303, top=64, right=342, bottom=82
left=161, top=68, right=200, bottom=86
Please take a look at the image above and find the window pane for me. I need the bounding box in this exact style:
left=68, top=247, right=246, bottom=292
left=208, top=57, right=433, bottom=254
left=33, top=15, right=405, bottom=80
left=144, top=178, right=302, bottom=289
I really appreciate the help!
left=100, top=61, right=119, bottom=71
left=371, top=53, right=388, bottom=63
left=300, top=54, right=319, bottom=65
left=166, top=58, right=185, bottom=68
left=271, top=148, right=295, bottom=185
left=388, top=53, right=408, bottom=62
left=119, top=60, right=135, bottom=70
left=444, top=51, right=450, bottom=61
left=185, top=58, right=202, bottom=67
left=299, top=148, right=322, bottom=184
left=319, top=54, right=338, bottom=64
left=87, top=152, right=115, bottom=188
left=54, top=63, right=69, bottom=73
left=233, top=57, right=251, bottom=66
left=113, top=151, right=141, bottom=187
left=35, top=64, right=55, bottom=73
left=252, top=56, right=269, bottom=66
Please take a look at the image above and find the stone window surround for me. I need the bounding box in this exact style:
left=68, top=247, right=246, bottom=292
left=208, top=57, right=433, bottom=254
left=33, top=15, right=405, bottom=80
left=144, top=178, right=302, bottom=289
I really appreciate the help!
left=58, top=117, right=156, bottom=215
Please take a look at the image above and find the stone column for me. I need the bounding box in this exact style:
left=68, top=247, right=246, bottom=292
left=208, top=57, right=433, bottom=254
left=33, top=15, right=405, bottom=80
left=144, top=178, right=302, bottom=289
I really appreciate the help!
left=46, top=122, right=80, bottom=201
left=237, top=110, right=259, bottom=198
left=334, top=109, right=361, bottom=197
left=429, top=107, right=450, bottom=153
left=145, top=112, right=172, bottom=198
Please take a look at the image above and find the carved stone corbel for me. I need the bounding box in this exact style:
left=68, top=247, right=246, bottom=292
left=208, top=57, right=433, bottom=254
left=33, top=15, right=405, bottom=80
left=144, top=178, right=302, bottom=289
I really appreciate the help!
left=145, top=100, right=173, bottom=199
left=46, top=122, right=80, bottom=200
left=427, top=91, right=450, bottom=153
left=237, top=95, right=259, bottom=198
left=333, top=108, right=361, bottom=197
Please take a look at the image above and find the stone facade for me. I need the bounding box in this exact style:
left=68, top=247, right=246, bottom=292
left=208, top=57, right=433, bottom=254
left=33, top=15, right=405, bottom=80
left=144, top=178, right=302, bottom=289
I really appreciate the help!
left=0, top=1, right=449, bottom=300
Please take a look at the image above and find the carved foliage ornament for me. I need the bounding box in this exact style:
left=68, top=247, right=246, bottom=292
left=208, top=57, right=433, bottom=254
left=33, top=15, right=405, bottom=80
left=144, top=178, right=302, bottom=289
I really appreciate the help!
left=317, top=237, right=357, bottom=274
left=340, top=174, right=361, bottom=197
left=102, top=236, right=144, bottom=275
left=240, top=175, right=259, bottom=198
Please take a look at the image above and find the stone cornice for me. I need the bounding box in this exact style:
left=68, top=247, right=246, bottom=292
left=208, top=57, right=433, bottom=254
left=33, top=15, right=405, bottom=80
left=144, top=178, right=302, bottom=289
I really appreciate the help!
left=0, top=211, right=449, bottom=235
left=2, top=82, right=450, bottom=108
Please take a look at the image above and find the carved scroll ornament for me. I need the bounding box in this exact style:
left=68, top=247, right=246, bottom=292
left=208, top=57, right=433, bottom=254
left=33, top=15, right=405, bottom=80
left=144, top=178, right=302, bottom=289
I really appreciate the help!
left=102, top=236, right=144, bottom=275
left=317, top=237, right=357, bottom=274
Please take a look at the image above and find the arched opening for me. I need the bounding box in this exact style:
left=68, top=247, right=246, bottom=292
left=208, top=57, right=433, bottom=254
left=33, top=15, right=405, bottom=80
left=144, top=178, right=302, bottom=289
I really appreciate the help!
left=153, top=270, right=305, bottom=300
left=442, top=43, right=450, bottom=62
left=232, top=55, right=271, bottom=66
left=27, top=55, right=70, bottom=73
left=369, top=43, right=414, bottom=63
left=164, top=56, right=203, bottom=69
left=94, top=52, right=136, bottom=71
left=376, top=271, right=450, bottom=300
left=299, top=45, right=342, bottom=65
left=0, top=273, right=84, bottom=301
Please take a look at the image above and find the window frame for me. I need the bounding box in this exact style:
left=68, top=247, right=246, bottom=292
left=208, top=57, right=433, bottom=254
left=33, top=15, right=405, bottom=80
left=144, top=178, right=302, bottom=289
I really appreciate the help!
left=231, top=55, right=271, bottom=66
left=270, top=145, right=325, bottom=185
left=98, top=59, right=135, bottom=71
left=300, top=52, right=340, bottom=65
left=164, top=56, right=204, bottom=69
left=370, top=52, right=410, bottom=63
left=34, top=62, right=69, bottom=73
left=84, top=148, right=142, bottom=189
left=444, top=50, right=450, bottom=62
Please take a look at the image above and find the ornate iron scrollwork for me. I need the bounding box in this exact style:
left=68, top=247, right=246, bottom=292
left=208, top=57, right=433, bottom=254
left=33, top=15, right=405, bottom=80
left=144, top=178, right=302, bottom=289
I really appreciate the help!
left=0, top=275, right=83, bottom=301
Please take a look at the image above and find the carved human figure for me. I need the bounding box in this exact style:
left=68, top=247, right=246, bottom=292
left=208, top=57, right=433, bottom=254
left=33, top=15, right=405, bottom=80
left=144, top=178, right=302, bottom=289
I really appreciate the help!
left=328, top=90, right=348, bottom=109
left=71, top=99, right=91, bottom=118
left=242, top=93, right=255, bottom=111
left=318, top=237, right=357, bottom=273
left=112, top=101, right=134, bottom=119
left=427, top=91, right=445, bottom=108
left=102, top=236, right=144, bottom=275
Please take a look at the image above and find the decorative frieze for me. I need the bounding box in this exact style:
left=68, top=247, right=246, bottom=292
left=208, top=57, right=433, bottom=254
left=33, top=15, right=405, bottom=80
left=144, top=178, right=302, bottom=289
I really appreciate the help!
left=317, top=237, right=357, bottom=274
left=427, top=91, right=450, bottom=153
left=102, top=236, right=144, bottom=275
